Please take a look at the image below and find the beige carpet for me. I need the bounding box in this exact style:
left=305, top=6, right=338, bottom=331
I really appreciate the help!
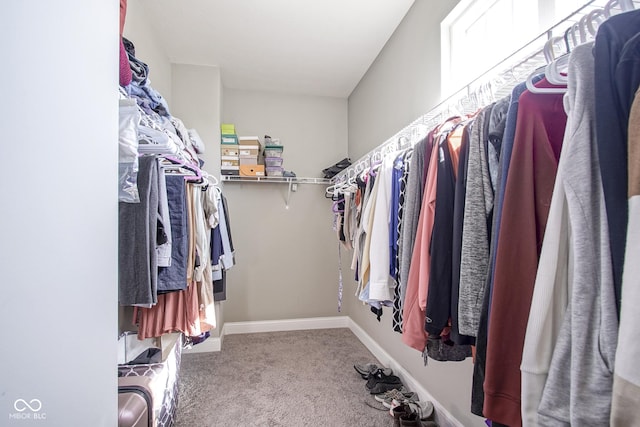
left=174, top=328, right=397, bottom=426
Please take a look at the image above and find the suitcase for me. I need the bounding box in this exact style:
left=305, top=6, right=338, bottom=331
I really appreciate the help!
left=118, top=376, right=154, bottom=427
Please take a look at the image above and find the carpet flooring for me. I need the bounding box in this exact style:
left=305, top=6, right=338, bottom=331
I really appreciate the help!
left=174, top=328, right=398, bottom=426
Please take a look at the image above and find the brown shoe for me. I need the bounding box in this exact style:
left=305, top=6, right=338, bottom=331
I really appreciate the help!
left=392, top=403, right=411, bottom=427
left=399, top=411, right=422, bottom=427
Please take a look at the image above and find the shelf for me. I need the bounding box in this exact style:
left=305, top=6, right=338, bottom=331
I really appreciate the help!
left=220, top=176, right=330, bottom=185
left=220, top=175, right=331, bottom=208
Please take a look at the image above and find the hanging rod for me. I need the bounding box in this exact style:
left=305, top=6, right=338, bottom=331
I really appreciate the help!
left=331, top=0, right=637, bottom=184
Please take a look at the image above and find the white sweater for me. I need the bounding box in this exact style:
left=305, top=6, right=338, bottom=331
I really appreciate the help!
left=521, top=42, right=618, bottom=426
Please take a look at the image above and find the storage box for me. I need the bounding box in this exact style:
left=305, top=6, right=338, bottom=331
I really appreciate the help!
left=239, top=146, right=260, bottom=156
left=221, top=134, right=238, bottom=145
left=266, top=166, right=284, bottom=177
left=264, top=147, right=283, bottom=158
left=117, top=332, right=181, bottom=365
left=221, top=166, right=240, bottom=176
left=117, top=332, right=182, bottom=426
left=221, top=123, right=236, bottom=135
left=264, top=157, right=284, bottom=167
left=239, top=157, right=258, bottom=165
left=240, top=165, right=265, bottom=177
left=221, top=145, right=239, bottom=156
left=238, top=136, right=260, bottom=146
left=221, top=156, right=240, bottom=167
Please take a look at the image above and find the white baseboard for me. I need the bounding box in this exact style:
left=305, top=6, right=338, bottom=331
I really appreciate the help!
left=223, top=316, right=350, bottom=335
left=347, top=318, right=463, bottom=427
left=181, top=315, right=462, bottom=426
left=182, top=335, right=223, bottom=354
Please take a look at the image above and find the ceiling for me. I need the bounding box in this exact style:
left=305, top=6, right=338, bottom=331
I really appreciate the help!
left=138, top=0, right=415, bottom=98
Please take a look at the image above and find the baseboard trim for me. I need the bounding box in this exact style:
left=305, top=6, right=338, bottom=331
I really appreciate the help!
left=223, top=316, right=350, bottom=335
left=347, top=318, right=464, bottom=427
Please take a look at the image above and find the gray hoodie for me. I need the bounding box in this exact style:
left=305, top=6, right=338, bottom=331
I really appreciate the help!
left=520, top=42, right=619, bottom=427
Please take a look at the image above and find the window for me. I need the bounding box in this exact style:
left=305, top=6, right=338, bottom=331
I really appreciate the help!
left=440, top=0, right=589, bottom=97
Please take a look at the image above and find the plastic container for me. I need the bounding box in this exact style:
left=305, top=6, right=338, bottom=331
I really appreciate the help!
left=264, top=148, right=283, bottom=158
left=266, top=166, right=284, bottom=177
left=264, top=157, right=284, bottom=167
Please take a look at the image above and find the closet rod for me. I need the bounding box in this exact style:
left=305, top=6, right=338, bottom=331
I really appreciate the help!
left=331, top=0, right=634, bottom=184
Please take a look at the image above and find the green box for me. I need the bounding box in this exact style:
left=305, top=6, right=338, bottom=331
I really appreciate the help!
left=221, top=134, right=238, bottom=145
left=221, top=123, right=235, bottom=134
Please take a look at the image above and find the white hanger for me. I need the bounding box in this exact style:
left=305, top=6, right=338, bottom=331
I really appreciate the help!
left=525, top=36, right=568, bottom=94
left=325, top=181, right=341, bottom=198
left=203, top=171, right=219, bottom=187
left=605, top=0, right=635, bottom=17
left=586, top=9, right=606, bottom=36
left=545, top=54, right=569, bottom=86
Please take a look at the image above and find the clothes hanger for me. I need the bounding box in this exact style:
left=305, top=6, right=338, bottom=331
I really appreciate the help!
left=586, top=9, right=606, bottom=36
left=203, top=171, right=219, bottom=187
left=325, top=171, right=356, bottom=198
left=545, top=55, right=569, bottom=86
left=138, top=124, right=170, bottom=145
left=340, top=181, right=358, bottom=194
left=563, top=23, right=579, bottom=53
left=605, top=0, right=635, bottom=17
left=161, top=155, right=203, bottom=182
left=525, top=36, right=568, bottom=94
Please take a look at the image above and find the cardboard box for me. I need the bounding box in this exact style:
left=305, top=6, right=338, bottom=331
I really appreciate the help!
left=221, top=134, right=238, bottom=145
left=238, top=136, right=260, bottom=146
left=221, top=145, right=239, bottom=156
left=239, top=146, right=260, bottom=156
left=239, top=156, right=258, bottom=165
left=221, top=156, right=240, bottom=167
left=221, top=166, right=240, bottom=176
left=240, top=165, right=265, bottom=177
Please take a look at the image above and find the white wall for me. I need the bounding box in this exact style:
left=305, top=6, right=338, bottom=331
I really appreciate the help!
left=0, top=2, right=118, bottom=426
left=346, top=1, right=486, bottom=426
left=222, top=89, right=348, bottom=322
left=223, top=89, right=349, bottom=177
left=348, top=0, right=460, bottom=161
left=171, top=64, right=222, bottom=177
left=124, top=0, right=173, bottom=105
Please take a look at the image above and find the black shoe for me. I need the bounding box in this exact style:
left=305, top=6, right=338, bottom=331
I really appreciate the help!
left=369, top=378, right=404, bottom=394
left=366, top=368, right=393, bottom=388
left=366, top=370, right=403, bottom=394
left=392, top=403, right=411, bottom=427
left=353, top=363, right=390, bottom=379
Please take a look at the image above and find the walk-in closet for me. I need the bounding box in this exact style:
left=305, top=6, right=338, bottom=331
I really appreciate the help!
left=3, top=0, right=640, bottom=426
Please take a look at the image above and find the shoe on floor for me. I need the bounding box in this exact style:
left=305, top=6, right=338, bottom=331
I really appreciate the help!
left=399, top=411, right=422, bottom=426
left=368, top=376, right=403, bottom=394
left=365, top=369, right=400, bottom=389
left=354, top=363, right=390, bottom=379
left=380, top=390, right=418, bottom=409
left=373, top=387, right=408, bottom=403
left=392, top=403, right=411, bottom=427
left=407, top=400, right=434, bottom=421
left=396, top=400, right=436, bottom=426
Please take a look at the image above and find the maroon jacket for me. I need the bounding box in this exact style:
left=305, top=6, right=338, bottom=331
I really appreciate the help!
left=483, top=78, right=567, bottom=427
